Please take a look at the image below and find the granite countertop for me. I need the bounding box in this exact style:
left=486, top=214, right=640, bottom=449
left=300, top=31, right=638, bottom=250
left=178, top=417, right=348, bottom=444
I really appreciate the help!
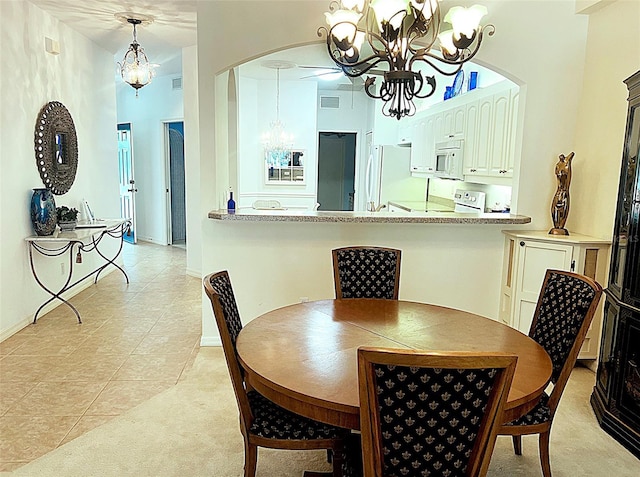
left=208, top=209, right=531, bottom=224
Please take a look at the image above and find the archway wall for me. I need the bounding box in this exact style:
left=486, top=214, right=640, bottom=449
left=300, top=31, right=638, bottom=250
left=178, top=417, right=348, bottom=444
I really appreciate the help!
left=194, top=0, right=591, bottom=233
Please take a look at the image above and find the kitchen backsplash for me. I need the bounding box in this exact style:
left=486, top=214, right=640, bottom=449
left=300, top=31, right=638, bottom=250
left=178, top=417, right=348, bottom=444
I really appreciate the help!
left=428, top=178, right=512, bottom=212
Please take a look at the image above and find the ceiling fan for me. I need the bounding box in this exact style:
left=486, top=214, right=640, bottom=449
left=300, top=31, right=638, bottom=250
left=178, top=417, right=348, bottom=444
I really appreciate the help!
left=297, top=65, right=384, bottom=81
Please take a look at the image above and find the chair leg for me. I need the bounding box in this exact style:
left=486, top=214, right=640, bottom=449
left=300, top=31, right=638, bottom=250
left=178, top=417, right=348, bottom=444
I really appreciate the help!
left=539, top=431, right=552, bottom=477
left=331, top=442, right=344, bottom=477
left=512, top=435, right=522, bottom=455
left=244, top=440, right=257, bottom=477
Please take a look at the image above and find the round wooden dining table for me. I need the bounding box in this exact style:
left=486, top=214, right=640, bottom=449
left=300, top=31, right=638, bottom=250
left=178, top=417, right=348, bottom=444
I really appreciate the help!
left=236, top=299, right=552, bottom=430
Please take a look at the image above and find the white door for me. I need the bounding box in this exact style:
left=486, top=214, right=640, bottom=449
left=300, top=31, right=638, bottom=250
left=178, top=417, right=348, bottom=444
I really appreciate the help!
left=117, top=123, right=137, bottom=243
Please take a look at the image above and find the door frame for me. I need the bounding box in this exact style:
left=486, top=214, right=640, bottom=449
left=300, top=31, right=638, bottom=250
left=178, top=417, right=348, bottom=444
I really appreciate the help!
left=162, top=119, right=186, bottom=246
left=117, top=122, right=137, bottom=244
left=316, top=129, right=360, bottom=211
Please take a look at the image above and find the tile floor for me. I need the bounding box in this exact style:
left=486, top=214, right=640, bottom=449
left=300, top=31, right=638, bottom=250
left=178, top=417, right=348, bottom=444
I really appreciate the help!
left=0, top=242, right=201, bottom=472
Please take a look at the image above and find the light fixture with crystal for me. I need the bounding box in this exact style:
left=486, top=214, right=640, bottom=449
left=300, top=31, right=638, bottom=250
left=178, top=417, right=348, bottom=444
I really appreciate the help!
left=261, top=62, right=294, bottom=159
left=319, top=0, right=494, bottom=120
left=116, top=14, right=156, bottom=97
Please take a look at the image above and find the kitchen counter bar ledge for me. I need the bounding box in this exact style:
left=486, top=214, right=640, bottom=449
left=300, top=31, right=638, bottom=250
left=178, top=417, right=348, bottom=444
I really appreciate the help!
left=208, top=209, right=531, bottom=224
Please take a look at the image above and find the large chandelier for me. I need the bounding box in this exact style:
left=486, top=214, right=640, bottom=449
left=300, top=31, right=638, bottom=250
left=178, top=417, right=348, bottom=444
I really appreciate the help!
left=117, top=17, right=155, bottom=97
left=319, top=0, right=494, bottom=120
left=262, top=63, right=294, bottom=157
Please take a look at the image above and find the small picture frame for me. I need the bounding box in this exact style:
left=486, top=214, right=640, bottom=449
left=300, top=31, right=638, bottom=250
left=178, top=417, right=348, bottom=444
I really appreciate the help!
left=265, top=149, right=305, bottom=184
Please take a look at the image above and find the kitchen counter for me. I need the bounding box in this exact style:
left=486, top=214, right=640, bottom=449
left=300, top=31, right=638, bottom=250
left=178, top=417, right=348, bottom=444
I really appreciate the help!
left=388, top=200, right=455, bottom=212
left=208, top=208, right=531, bottom=224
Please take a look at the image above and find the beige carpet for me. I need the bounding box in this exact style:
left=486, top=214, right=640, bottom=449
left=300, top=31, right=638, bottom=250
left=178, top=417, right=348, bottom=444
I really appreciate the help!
left=5, top=347, right=639, bottom=476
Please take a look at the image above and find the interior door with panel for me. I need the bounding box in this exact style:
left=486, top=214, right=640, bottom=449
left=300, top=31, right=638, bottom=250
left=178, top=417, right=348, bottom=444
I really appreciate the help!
left=117, top=123, right=137, bottom=244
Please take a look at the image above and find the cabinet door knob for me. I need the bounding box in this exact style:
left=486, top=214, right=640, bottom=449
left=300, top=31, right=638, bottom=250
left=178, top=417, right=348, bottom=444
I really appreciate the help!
left=519, top=241, right=525, bottom=247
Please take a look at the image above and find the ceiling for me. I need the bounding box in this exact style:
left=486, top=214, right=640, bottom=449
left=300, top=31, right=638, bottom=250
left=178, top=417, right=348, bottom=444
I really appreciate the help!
left=28, top=0, right=198, bottom=77
left=27, top=0, right=353, bottom=88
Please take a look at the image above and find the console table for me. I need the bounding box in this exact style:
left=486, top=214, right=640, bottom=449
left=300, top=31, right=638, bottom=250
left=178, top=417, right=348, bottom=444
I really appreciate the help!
left=25, top=219, right=130, bottom=323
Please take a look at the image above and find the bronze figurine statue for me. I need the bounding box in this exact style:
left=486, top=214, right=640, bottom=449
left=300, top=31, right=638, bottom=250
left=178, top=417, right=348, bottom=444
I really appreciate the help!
left=549, top=151, right=574, bottom=235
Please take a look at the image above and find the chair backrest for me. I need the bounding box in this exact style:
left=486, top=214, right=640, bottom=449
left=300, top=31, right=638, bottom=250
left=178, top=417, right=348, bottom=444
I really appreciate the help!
left=528, top=269, right=602, bottom=412
left=358, top=347, right=517, bottom=477
left=332, top=246, right=401, bottom=299
left=203, top=271, right=253, bottom=433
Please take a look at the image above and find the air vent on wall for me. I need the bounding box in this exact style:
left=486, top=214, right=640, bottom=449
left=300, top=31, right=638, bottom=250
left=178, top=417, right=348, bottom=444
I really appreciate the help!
left=172, top=77, right=183, bottom=90
left=320, top=96, right=340, bottom=109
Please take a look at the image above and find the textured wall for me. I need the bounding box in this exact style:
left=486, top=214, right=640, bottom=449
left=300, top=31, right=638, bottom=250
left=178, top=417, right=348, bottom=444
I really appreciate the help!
left=0, top=1, right=119, bottom=338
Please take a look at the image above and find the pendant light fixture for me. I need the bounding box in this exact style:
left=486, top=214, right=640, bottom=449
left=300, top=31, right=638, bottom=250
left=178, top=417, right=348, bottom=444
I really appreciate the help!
left=319, top=0, right=494, bottom=120
left=261, top=61, right=295, bottom=159
left=116, top=14, right=156, bottom=97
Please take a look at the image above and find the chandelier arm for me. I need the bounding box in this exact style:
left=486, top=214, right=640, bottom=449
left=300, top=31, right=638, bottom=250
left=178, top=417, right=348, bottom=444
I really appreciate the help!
left=413, top=75, right=437, bottom=99
left=413, top=24, right=495, bottom=68
left=410, top=54, right=465, bottom=77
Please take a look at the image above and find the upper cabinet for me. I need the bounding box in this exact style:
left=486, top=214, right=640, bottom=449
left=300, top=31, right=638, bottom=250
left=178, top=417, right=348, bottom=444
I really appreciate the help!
left=464, top=86, right=519, bottom=182
left=404, top=81, right=520, bottom=184
left=397, top=121, right=412, bottom=145
left=410, top=116, right=435, bottom=174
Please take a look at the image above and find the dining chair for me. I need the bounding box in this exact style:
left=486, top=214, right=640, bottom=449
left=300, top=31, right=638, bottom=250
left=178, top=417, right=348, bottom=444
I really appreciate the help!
left=204, top=271, right=349, bottom=477
left=332, top=246, right=401, bottom=299
left=498, top=269, right=603, bottom=477
left=348, top=347, right=518, bottom=477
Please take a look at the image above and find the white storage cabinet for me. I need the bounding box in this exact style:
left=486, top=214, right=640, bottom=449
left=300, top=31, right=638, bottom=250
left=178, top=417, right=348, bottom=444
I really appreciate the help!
left=500, top=230, right=610, bottom=359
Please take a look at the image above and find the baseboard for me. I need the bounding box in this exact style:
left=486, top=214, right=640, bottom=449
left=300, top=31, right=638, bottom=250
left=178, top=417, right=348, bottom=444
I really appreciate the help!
left=0, top=316, right=34, bottom=343
left=200, top=335, right=221, bottom=347
left=186, top=268, right=201, bottom=278
left=1, top=268, right=115, bottom=343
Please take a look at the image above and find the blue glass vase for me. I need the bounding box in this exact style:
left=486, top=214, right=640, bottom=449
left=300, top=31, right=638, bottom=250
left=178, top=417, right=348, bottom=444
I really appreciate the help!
left=30, top=188, right=57, bottom=235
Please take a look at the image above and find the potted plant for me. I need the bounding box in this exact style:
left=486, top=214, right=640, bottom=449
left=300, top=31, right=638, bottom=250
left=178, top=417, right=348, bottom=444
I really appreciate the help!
left=56, top=206, right=79, bottom=231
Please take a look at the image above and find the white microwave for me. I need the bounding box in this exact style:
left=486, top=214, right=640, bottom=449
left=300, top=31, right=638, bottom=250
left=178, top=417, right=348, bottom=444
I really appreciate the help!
left=434, top=140, right=464, bottom=180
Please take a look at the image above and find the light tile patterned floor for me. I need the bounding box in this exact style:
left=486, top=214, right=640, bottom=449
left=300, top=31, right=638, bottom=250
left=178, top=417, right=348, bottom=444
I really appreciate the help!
left=0, top=242, right=201, bottom=472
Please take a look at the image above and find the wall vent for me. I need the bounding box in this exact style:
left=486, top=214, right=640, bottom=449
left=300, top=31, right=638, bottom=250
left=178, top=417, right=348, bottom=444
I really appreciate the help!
left=172, top=77, right=183, bottom=90
left=320, top=96, right=340, bottom=109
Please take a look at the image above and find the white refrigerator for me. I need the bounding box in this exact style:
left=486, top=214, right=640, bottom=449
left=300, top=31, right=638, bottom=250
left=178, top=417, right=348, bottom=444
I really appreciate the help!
left=365, top=145, right=425, bottom=211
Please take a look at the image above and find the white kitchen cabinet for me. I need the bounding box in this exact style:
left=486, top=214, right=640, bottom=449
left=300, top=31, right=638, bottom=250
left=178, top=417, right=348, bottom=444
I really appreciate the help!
left=410, top=116, right=435, bottom=174
left=464, top=95, right=493, bottom=176
left=440, top=105, right=466, bottom=141
left=500, top=230, right=611, bottom=360
left=397, top=120, right=413, bottom=145
left=488, top=89, right=511, bottom=176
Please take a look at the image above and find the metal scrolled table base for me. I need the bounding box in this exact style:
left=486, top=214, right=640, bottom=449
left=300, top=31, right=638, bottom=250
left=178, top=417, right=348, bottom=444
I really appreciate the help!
left=27, top=221, right=130, bottom=324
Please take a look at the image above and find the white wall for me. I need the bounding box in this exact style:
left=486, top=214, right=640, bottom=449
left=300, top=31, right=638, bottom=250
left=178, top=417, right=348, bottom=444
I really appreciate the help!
left=571, top=0, right=640, bottom=238
left=116, top=72, right=184, bottom=245
left=182, top=45, right=201, bottom=277
left=237, top=76, right=318, bottom=208
left=0, top=1, right=120, bottom=339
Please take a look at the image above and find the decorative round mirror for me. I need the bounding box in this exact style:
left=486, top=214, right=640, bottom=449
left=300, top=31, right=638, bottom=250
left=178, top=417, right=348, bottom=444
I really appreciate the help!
left=34, top=101, right=78, bottom=195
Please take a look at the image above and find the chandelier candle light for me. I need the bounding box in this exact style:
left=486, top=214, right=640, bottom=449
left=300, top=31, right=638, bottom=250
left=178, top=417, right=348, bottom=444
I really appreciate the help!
left=117, top=16, right=155, bottom=96
left=262, top=62, right=294, bottom=158
left=319, top=0, right=494, bottom=120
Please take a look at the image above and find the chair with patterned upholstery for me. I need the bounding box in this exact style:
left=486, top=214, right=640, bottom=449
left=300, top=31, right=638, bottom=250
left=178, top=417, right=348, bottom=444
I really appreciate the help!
left=498, top=269, right=602, bottom=477
left=351, top=347, right=518, bottom=477
left=204, top=271, right=349, bottom=477
left=332, top=246, right=401, bottom=300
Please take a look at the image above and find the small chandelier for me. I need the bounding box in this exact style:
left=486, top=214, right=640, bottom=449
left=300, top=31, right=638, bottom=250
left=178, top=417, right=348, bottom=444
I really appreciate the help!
left=262, top=63, right=294, bottom=157
left=319, top=0, right=494, bottom=120
left=118, top=17, right=155, bottom=96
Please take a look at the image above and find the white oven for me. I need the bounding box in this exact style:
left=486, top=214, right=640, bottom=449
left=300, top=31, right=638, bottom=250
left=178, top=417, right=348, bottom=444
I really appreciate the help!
left=434, top=140, right=464, bottom=180
left=454, top=189, right=486, bottom=213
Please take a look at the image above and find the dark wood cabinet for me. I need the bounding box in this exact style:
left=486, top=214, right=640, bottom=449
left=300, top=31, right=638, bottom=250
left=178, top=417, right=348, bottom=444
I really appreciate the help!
left=591, top=70, right=640, bottom=459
